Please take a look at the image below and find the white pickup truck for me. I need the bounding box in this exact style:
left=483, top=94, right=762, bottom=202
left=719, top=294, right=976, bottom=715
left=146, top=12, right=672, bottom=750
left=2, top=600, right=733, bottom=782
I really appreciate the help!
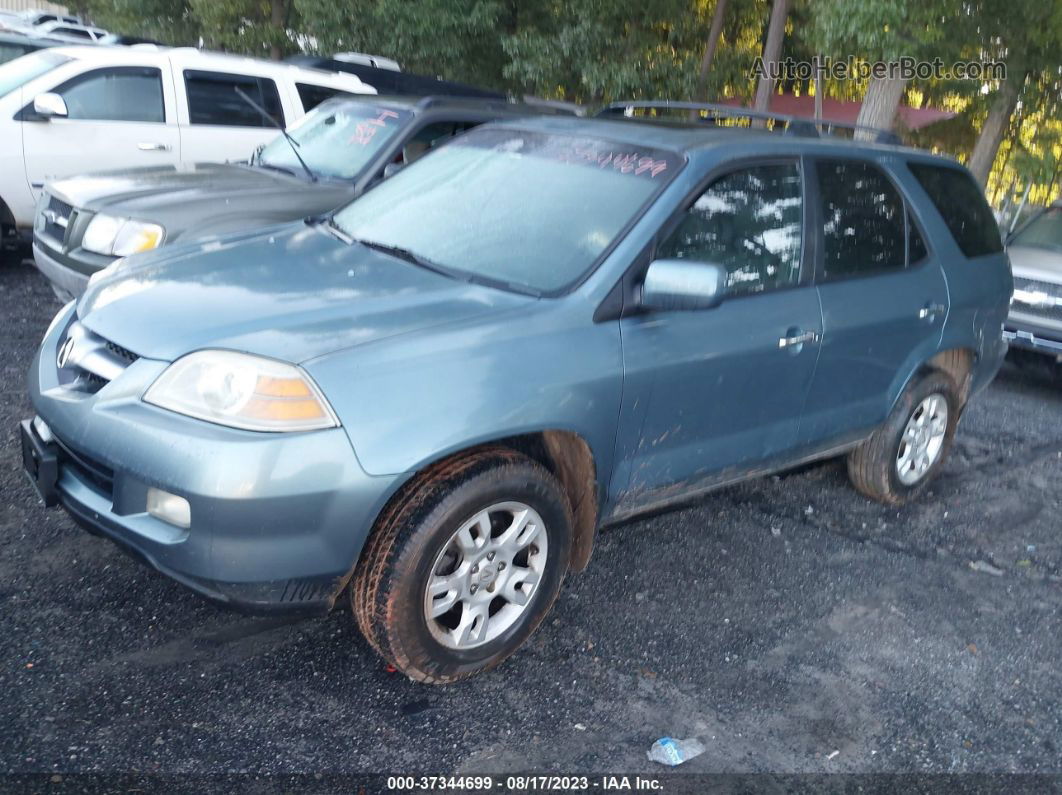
left=0, top=45, right=375, bottom=258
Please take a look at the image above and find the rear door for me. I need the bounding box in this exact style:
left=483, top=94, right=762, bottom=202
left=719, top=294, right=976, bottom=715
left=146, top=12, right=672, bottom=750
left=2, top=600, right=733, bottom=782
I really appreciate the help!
left=22, top=64, right=180, bottom=199
left=175, top=68, right=292, bottom=162
left=613, top=159, right=823, bottom=511
left=797, top=157, right=949, bottom=448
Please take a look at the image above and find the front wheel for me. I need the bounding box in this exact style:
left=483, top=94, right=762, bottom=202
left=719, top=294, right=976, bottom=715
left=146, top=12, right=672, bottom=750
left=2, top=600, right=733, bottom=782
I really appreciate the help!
left=847, top=372, right=960, bottom=505
left=351, top=448, right=572, bottom=683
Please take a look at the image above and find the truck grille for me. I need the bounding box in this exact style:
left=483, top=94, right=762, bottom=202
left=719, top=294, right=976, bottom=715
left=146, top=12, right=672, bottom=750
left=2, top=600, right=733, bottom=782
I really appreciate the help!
left=1012, top=277, right=1062, bottom=324
left=40, top=194, right=75, bottom=247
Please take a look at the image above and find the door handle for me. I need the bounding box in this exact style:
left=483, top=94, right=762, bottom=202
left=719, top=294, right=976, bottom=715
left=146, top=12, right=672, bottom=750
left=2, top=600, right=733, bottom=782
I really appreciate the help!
left=137, top=142, right=171, bottom=152
left=919, top=303, right=946, bottom=320
left=778, top=330, right=820, bottom=349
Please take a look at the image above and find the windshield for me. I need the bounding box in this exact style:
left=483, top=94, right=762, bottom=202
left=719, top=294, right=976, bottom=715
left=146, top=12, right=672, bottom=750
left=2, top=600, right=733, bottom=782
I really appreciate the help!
left=1012, top=207, right=1062, bottom=253
left=332, top=128, right=682, bottom=294
left=0, top=50, right=69, bottom=100
left=258, top=100, right=412, bottom=180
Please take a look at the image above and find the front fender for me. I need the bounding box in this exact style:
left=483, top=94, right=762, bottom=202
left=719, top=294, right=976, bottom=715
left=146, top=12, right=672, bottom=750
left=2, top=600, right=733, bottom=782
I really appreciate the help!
left=303, top=302, right=623, bottom=490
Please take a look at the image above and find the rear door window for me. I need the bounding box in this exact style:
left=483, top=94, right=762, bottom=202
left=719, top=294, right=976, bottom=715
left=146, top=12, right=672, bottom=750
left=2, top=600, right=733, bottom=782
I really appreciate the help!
left=658, top=162, right=804, bottom=296
left=54, top=66, right=165, bottom=122
left=184, top=70, right=284, bottom=127
left=817, top=159, right=906, bottom=280
left=908, top=162, right=1003, bottom=258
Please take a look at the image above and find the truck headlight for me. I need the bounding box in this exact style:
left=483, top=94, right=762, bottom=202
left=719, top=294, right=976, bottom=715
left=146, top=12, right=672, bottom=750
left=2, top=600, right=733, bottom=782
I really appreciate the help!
left=144, top=350, right=339, bottom=432
left=82, top=214, right=164, bottom=257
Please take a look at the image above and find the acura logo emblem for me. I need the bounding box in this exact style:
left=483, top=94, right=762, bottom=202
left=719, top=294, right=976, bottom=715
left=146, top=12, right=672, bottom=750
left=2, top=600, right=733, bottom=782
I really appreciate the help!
left=56, top=336, right=76, bottom=369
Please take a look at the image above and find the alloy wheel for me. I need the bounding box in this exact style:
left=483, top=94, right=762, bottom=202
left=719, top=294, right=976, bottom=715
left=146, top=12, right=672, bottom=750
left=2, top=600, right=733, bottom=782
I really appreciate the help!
left=895, top=393, right=948, bottom=485
left=423, top=501, right=548, bottom=650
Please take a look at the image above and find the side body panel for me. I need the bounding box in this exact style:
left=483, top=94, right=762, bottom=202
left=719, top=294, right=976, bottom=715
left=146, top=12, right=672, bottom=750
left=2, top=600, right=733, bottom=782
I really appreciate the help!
left=798, top=155, right=950, bottom=448
left=897, top=159, right=1012, bottom=395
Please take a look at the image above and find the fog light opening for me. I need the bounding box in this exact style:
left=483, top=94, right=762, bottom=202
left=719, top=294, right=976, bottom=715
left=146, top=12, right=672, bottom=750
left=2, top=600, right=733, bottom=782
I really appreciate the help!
left=147, top=487, right=191, bottom=529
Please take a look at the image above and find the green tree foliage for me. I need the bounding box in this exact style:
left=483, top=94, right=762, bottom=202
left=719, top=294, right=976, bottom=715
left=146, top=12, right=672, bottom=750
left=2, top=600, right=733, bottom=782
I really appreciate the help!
left=80, top=0, right=201, bottom=45
left=190, top=0, right=298, bottom=59
left=501, top=0, right=706, bottom=102
left=295, top=0, right=507, bottom=87
left=77, top=0, right=1061, bottom=203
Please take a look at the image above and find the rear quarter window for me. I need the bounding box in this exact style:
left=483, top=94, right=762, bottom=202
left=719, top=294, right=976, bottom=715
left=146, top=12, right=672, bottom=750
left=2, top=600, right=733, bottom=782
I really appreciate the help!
left=295, top=82, right=351, bottom=112
left=908, top=163, right=1003, bottom=258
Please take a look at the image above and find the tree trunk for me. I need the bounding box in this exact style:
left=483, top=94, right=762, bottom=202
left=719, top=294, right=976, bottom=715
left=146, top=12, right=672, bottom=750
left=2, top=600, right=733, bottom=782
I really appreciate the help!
left=753, top=0, right=789, bottom=113
left=968, top=72, right=1024, bottom=186
left=695, top=0, right=729, bottom=103
left=813, top=55, right=823, bottom=122
left=854, top=73, right=908, bottom=140
left=269, top=0, right=286, bottom=61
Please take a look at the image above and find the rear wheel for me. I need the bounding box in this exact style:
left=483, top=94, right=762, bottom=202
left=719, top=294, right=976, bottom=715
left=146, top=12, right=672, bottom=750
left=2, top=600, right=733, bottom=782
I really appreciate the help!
left=0, top=199, right=22, bottom=266
left=847, top=372, right=959, bottom=505
left=351, top=448, right=572, bottom=683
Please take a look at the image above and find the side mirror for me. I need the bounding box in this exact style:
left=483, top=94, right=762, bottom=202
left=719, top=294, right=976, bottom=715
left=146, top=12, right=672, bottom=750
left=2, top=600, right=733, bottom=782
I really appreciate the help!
left=32, top=92, right=68, bottom=120
left=383, top=162, right=405, bottom=180
left=640, top=258, right=726, bottom=311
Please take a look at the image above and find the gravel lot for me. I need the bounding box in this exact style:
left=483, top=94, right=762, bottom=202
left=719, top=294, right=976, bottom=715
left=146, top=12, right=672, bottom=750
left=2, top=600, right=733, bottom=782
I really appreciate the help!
left=1, top=257, right=1060, bottom=778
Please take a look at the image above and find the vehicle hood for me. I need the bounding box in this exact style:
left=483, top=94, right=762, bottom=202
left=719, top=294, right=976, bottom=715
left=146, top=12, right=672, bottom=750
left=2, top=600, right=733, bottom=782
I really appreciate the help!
left=1008, top=244, right=1062, bottom=283
left=76, top=223, right=532, bottom=364
left=48, top=163, right=354, bottom=242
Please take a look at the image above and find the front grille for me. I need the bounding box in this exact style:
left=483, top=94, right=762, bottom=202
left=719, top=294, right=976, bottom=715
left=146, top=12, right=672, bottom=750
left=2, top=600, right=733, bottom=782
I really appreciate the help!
left=1012, top=277, right=1062, bottom=323
left=105, top=341, right=138, bottom=364
left=55, top=435, right=114, bottom=497
left=56, top=321, right=140, bottom=394
left=41, top=194, right=74, bottom=247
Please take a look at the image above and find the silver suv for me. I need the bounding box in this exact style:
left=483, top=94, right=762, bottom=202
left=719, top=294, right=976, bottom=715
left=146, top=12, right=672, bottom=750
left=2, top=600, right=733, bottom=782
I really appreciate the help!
left=1004, top=201, right=1062, bottom=360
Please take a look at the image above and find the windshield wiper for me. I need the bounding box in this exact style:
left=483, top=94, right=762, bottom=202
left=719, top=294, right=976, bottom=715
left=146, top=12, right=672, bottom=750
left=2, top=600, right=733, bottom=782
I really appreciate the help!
left=235, top=86, right=317, bottom=183
left=317, top=224, right=544, bottom=297
left=254, top=162, right=299, bottom=177
left=354, top=237, right=463, bottom=280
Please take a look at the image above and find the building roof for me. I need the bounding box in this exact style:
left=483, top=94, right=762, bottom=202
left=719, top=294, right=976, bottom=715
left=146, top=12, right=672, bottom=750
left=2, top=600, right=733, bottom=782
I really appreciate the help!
left=719, top=93, right=956, bottom=130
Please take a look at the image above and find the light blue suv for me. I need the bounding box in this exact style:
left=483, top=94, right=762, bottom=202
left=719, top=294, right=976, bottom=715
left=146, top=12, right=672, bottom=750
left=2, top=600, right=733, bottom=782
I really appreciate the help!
left=21, top=111, right=1012, bottom=682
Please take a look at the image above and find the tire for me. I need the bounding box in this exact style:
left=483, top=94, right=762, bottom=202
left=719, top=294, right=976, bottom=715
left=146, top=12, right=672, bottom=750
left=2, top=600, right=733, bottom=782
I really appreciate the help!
left=351, top=447, right=573, bottom=684
left=847, top=371, right=960, bottom=505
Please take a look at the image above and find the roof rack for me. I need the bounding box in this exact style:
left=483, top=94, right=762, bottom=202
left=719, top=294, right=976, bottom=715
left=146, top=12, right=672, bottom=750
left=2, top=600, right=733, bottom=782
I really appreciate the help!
left=401, top=95, right=580, bottom=116
left=596, top=101, right=902, bottom=145
left=521, top=96, right=586, bottom=117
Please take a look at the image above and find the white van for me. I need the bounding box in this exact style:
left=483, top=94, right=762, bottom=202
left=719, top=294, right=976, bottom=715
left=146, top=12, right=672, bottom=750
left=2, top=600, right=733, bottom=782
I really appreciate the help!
left=0, top=45, right=375, bottom=253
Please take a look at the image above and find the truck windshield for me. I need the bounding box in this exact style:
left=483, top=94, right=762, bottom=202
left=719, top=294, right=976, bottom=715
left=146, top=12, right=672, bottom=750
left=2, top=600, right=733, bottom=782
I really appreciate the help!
left=332, top=128, right=683, bottom=294
left=258, top=100, right=412, bottom=180
left=1012, top=207, right=1062, bottom=253
left=0, top=50, right=70, bottom=100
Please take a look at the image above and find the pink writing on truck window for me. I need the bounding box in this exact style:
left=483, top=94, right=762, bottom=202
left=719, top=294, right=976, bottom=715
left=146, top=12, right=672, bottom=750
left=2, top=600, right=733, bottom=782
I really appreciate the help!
left=349, top=110, right=401, bottom=146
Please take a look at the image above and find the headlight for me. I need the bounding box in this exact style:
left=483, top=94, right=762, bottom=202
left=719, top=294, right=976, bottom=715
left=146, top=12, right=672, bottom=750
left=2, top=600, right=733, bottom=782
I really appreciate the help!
left=82, top=214, right=164, bottom=257
left=143, top=350, right=339, bottom=432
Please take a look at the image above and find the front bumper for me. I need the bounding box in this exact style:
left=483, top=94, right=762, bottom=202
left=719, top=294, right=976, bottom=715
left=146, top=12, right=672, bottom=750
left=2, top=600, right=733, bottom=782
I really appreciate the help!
left=32, top=241, right=93, bottom=301
left=1004, top=312, right=1062, bottom=358
left=25, top=308, right=404, bottom=615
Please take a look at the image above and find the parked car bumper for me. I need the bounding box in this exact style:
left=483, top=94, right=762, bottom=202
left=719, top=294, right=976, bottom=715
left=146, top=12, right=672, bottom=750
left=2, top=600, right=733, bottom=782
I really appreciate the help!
left=1004, top=310, right=1062, bottom=359
left=32, top=239, right=104, bottom=301
left=23, top=308, right=402, bottom=615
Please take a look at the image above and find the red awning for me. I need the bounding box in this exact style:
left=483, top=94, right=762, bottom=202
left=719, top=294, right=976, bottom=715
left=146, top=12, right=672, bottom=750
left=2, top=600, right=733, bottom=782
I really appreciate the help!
left=719, top=93, right=955, bottom=130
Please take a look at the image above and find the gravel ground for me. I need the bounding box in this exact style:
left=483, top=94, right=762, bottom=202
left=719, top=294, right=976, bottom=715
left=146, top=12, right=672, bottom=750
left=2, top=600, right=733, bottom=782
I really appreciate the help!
left=1, top=257, right=1060, bottom=778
